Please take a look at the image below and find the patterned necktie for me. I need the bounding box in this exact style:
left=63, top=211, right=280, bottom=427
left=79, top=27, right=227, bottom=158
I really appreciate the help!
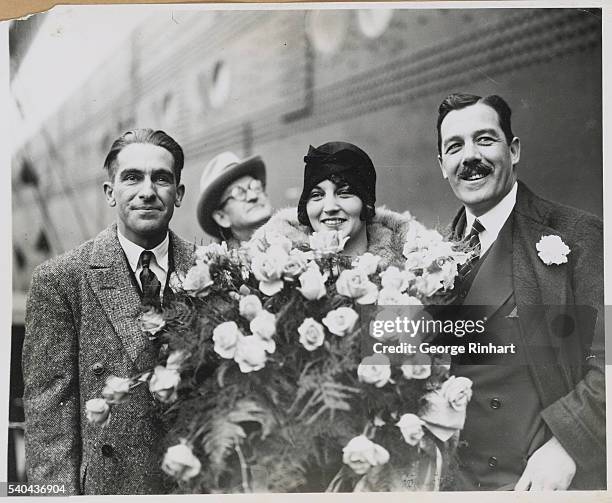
left=466, top=218, right=485, bottom=258
left=140, top=251, right=161, bottom=309
left=459, top=218, right=485, bottom=277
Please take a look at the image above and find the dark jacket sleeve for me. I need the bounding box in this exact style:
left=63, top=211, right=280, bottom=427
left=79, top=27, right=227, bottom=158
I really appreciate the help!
left=540, top=214, right=605, bottom=474
left=23, top=263, right=82, bottom=494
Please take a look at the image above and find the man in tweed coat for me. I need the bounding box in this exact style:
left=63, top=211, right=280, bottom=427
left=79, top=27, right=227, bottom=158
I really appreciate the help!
left=23, top=129, right=195, bottom=494
left=437, top=94, right=604, bottom=490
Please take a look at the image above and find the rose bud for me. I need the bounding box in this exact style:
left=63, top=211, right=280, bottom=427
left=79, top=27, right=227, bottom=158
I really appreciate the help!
left=85, top=398, right=111, bottom=427
left=162, top=442, right=202, bottom=481
left=149, top=365, right=181, bottom=404
left=101, top=376, right=132, bottom=405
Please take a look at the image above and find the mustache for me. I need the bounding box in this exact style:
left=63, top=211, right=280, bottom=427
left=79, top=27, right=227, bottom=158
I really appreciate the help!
left=458, top=161, right=492, bottom=179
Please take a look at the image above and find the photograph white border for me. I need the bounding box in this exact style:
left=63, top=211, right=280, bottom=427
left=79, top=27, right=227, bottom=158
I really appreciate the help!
left=1, top=1, right=609, bottom=500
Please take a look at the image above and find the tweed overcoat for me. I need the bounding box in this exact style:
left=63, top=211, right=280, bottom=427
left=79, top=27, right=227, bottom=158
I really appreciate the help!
left=252, top=206, right=415, bottom=270
left=449, top=181, right=605, bottom=488
left=22, top=223, right=196, bottom=495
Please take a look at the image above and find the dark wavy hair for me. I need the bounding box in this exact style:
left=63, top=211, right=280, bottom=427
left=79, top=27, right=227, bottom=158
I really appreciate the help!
left=436, top=93, right=515, bottom=155
left=103, top=128, right=185, bottom=184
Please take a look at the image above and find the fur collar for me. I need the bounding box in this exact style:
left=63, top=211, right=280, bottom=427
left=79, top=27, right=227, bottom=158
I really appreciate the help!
left=254, top=206, right=414, bottom=270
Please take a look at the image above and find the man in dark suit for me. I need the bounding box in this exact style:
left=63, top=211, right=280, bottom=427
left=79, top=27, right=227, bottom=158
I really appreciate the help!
left=23, top=129, right=195, bottom=494
left=436, top=93, right=605, bottom=490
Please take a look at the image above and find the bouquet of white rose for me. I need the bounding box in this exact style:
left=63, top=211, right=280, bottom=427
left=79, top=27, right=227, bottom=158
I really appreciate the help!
left=86, top=220, right=474, bottom=493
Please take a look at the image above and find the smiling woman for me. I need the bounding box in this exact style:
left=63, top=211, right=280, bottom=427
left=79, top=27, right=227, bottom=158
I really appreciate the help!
left=254, top=141, right=415, bottom=271
left=306, top=177, right=366, bottom=256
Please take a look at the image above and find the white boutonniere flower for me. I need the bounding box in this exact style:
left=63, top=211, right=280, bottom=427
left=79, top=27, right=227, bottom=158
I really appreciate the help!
left=536, top=235, right=570, bottom=265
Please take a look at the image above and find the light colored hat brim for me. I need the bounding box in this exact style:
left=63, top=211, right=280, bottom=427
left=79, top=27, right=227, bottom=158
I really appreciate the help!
left=197, top=155, right=266, bottom=238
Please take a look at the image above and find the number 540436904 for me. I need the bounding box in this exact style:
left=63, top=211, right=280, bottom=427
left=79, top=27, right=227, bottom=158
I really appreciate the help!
left=6, top=484, right=66, bottom=496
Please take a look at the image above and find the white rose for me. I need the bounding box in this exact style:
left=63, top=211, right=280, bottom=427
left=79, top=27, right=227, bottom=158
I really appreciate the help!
left=396, top=413, right=425, bottom=446
left=427, top=240, right=456, bottom=258
left=195, top=242, right=229, bottom=264
left=322, top=307, right=359, bottom=337
left=309, top=230, right=349, bottom=256
left=162, top=442, right=202, bottom=481
left=441, top=376, right=473, bottom=411
left=239, top=295, right=263, bottom=321
left=377, top=288, right=422, bottom=306
left=402, top=220, right=429, bottom=255
left=336, top=269, right=378, bottom=305
left=426, top=258, right=459, bottom=291
left=234, top=335, right=268, bottom=373
left=342, top=435, right=390, bottom=475
left=212, top=321, right=243, bottom=359
left=404, top=249, right=430, bottom=271
left=298, top=318, right=326, bottom=351
left=357, top=355, right=391, bottom=387
left=263, top=231, right=293, bottom=254
left=101, top=376, right=132, bottom=405
left=166, top=350, right=189, bottom=371
left=149, top=365, right=181, bottom=404
left=85, top=398, right=111, bottom=426
left=419, top=228, right=445, bottom=248
left=251, top=246, right=289, bottom=296
left=379, top=266, right=412, bottom=292
left=182, top=263, right=214, bottom=297
left=419, top=378, right=473, bottom=441
left=536, top=235, right=571, bottom=265
left=282, top=249, right=310, bottom=280
left=401, top=363, right=432, bottom=380
left=353, top=252, right=382, bottom=275
left=138, top=308, right=166, bottom=335
left=297, top=263, right=327, bottom=300
left=250, top=310, right=276, bottom=341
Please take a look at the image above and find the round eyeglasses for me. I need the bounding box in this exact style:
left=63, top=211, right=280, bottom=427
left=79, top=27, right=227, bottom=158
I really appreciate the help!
left=220, top=179, right=264, bottom=206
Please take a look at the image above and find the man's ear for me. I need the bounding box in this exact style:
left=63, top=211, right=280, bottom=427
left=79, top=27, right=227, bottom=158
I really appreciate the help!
left=212, top=209, right=231, bottom=229
left=174, top=183, right=185, bottom=207
left=103, top=181, right=116, bottom=207
left=438, top=155, right=448, bottom=180
left=509, top=137, right=521, bottom=166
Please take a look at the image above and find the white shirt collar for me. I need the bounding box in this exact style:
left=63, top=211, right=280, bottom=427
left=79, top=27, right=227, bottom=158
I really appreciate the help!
left=116, top=228, right=169, bottom=273
left=465, top=182, right=518, bottom=254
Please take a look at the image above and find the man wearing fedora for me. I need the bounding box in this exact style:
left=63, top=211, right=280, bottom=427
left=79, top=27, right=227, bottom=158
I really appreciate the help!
left=436, top=93, right=604, bottom=490
left=197, top=152, right=273, bottom=248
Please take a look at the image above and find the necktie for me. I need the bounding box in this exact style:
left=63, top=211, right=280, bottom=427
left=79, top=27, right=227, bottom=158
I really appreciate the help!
left=140, top=251, right=161, bottom=309
left=459, top=218, right=485, bottom=277
left=466, top=218, right=485, bottom=259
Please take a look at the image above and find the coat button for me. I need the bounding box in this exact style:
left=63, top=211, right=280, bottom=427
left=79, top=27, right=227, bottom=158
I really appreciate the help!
left=101, top=444, right=114, bottom=457
left=92, top=362, right=105, bottom=376
left=490, top=398, right=502, bottom=409
left=488, top=456, right=498, bottom=469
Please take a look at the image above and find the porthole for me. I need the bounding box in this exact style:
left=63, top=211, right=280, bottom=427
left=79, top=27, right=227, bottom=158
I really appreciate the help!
left=208, top=60, right=231, bottom=109
left=357, top=9, right=393, bottom=39
left=305, top=10, right=349, bottom=55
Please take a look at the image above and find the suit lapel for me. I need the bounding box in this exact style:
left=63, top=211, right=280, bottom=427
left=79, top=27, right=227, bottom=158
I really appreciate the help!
left=512, top=184, right=572, bottom=338
left=86, top=224, right=148, bottom=362
left=462, top=214, right=513, bottom=320
left=169, top=231, right=196, bottom=275
left=512, top=183, right=573, bottom=403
